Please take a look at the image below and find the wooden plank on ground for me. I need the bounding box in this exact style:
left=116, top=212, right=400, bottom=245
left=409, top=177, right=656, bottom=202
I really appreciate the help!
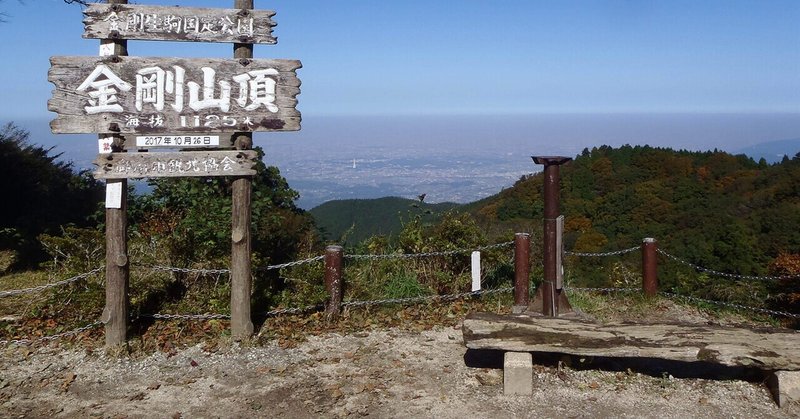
left=93, top=150, right=258, bottom=179
left=462, top=312, right=800, bottom=370
left=83, top=4, right=276, bottom=44
left=49, top=56, right=301, bottom=134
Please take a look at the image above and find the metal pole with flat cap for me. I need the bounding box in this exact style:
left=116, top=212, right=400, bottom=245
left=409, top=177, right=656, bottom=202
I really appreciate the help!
left=529, top=156, right=574, bottom=317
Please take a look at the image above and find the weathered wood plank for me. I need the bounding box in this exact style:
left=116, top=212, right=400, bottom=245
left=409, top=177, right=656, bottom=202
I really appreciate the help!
left=83, top=4, right=276, bottom=44
left=93, top=150, right=258, bottom=179
left=463, top=312, right=800, bottom=370
left=49, top=56, right=301, bottom=134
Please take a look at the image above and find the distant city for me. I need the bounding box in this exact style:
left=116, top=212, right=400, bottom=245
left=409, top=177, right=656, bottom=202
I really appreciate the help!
left=14, top=113, right=800, bottom=210
left=268, top=151, right=533, bottom=209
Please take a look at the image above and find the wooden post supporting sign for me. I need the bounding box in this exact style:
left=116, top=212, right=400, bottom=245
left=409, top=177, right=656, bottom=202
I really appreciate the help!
left=101, top=0, right=129, bottom=348
left=230, top=0, right=256, bottom=340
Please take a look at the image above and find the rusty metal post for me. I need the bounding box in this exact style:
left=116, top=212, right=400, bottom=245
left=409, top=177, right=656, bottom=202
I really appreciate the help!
left=324, top=245, right=344, bottom=318
left=513, top=233, right=531, bottom=313
left=532, top=156, right=572, bottom=317
left=642, top=238, right=658, bottom=297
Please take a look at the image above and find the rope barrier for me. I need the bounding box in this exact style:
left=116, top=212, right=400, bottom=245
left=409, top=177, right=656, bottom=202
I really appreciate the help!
left=565, top=246, right=640, bottom=257
left=345, top=241, right=514, bottom=260
left=341, top=286, right=514, bottom=308
left=4, top=287, right=797, bottom=345
left=0, top=267, right=103, bottom=298
left=0, top=321, right=102, bottom=346
left=657, top=249, right=800, bottom=281
left=565, top=287, right=640, bottom=293
left=660, top=291, right=800, bottom=319
left=146, top=265, right=230, bottom=275
left=4, top=238, right=798, bottom=345
left=143, top=287, right=515, bottom=322
left=134, top=240, right=512, bottom=274
left=256, top=255, right=325, bottom=271
left=141, top=313, right=231, bottom=320
left=262, top=303, right=325, bottom=316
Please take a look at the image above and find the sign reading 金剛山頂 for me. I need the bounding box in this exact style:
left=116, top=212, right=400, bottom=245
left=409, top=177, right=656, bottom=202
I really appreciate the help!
left=93, top=150, right=258, bottom=179
left=83, top=4, right=276, bottom=44
left=48, top=56, right=301, bottom=134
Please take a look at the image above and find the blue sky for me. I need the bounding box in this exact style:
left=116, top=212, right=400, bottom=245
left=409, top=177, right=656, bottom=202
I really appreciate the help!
left=0, top=0, right=798, bottom=120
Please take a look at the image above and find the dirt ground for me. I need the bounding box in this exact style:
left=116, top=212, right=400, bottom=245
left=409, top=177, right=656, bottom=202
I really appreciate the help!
left=0, top=321, right=798, bottom=419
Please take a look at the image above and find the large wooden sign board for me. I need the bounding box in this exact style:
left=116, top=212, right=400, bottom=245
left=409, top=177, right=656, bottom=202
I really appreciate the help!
left=50, top=0, right=302, bottom=344
left=49, top=56, right=301, bottom=134
left=83, top=4, right=277, bottom=44
left=93, top=150, right=258, bottom=179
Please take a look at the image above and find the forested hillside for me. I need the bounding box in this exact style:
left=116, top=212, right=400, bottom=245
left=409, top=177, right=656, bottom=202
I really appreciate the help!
left=472, top=145, right=800, bottom=284
left=310, top=197, right=459, bottom=246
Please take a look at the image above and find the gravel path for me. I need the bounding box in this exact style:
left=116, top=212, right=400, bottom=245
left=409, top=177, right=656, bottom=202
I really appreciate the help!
left=0, top=324, right=797, bottom=418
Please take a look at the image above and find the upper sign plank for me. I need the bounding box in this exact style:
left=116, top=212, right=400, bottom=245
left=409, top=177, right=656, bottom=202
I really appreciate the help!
left=49, top=56, right=301, bottom=134
left=83, top=4, right=276, bottom=44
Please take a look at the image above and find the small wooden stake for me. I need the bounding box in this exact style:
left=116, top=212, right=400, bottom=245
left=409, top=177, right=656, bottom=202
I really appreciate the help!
left=324, top=246, right=344, bottom=318
left=513, top=233, right=530, bottom=312
left=642, top=238, right=658, bottom=297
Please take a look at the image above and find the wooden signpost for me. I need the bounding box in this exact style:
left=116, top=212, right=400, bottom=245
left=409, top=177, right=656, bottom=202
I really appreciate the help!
left=49, top=0, right=301, bottom=346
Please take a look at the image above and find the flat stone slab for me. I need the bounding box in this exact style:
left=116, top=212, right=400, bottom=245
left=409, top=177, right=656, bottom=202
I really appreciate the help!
left=463, top=312, right=800, bottom=371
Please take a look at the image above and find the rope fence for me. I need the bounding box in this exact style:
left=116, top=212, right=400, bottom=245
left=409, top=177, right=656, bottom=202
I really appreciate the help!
left=345, top=241, right=514, bottom=260
left=0, top=321, right=102, bottom=346
left=656, top=248, right=800, bottom=281
left=140, top=286, right=517, bottom=324
left=659, top=292, right=800, bottom=320
left=565, top=246, right=640, bottom=257
left=2, top=237, right=799, bottom=346
left=0, top=267, right=103, bottom=298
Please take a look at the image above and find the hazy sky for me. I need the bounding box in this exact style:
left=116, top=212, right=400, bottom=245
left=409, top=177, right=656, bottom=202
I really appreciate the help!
left=0, top=0, right=798, bottom=121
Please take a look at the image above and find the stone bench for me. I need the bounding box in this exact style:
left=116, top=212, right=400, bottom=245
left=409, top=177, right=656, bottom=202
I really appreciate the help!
left=462, top=312, right=800, bottom=406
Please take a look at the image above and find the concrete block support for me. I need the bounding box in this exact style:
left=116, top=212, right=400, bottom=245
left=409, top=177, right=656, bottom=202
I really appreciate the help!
left=768, top=371, right=800, bottom=407
left=503, top=352, right=533, bottom=395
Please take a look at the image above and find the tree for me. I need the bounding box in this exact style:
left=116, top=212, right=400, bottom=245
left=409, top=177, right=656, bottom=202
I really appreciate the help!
left=136, top=146, right=314, bottom=270
left=0, top=123, right=103, bottom=267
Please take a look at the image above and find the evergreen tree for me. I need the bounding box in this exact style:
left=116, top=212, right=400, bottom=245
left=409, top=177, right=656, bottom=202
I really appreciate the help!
left=0, top=123, right=103, bottom=267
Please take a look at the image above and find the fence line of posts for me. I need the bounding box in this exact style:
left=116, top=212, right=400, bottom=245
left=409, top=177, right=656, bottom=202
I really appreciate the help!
left=318, top=235, right=662, bottom=319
